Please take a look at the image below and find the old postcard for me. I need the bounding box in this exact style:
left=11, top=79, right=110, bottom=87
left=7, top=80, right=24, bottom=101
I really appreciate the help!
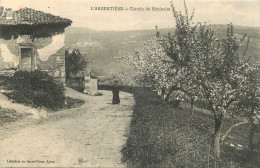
left=0, top=0, right=259, bottom=167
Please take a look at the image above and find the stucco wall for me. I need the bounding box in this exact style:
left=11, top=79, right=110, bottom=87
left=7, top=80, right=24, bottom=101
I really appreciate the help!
left=0, top=38, right=19, bottom=69
left=0, top=33, right=66, bottom=83
left=0, top=35, right=52, bottom=70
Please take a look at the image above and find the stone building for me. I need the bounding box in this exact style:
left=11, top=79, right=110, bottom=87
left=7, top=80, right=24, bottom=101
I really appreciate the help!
left=0, top=6, right=72, bottom=84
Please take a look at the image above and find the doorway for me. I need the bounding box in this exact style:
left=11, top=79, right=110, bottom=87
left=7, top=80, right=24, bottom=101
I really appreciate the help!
left=20, top=48, right=33, bottom=71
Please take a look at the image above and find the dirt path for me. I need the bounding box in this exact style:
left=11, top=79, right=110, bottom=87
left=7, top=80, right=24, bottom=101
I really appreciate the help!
left=0, top=88, right=134, bottom=167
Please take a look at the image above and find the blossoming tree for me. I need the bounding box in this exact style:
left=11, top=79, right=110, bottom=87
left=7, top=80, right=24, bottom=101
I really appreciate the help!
left=118, top=0, right=259, bottom=160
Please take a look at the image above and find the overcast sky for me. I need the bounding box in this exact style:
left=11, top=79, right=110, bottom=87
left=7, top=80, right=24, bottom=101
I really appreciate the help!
left=1, top=0, right=260, bottom=31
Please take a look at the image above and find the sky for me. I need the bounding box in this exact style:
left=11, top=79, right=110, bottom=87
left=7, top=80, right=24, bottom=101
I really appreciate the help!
left=1, top=0, right=260, bottom=31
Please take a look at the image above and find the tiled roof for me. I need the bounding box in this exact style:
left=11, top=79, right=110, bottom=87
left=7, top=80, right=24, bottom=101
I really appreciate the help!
left=0, top=7, right=72, bottom=26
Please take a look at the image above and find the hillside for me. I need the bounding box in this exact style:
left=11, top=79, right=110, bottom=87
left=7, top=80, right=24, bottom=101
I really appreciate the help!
left=65, top=26, right=260, bottom=76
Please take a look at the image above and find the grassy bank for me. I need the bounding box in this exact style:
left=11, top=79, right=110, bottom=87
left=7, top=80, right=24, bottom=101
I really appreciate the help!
left=121, top=87, right=253, bottom=168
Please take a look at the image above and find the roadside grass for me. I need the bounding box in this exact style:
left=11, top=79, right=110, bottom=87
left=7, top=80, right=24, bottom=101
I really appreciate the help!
left=65, top=97, right=85, bottom=109
left=1, top=91, right=85, bottom=111
left=121, top=87, right=254, bottom=168
left=0, top=108, right=30, bottom=125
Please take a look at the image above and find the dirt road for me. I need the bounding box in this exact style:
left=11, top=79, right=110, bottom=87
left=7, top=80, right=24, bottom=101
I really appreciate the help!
left=0, top=88, right=134, bottom=167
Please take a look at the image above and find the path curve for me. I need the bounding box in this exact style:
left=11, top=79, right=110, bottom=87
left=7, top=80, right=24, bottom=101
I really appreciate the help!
left=0, top=88, right=134, bottom=167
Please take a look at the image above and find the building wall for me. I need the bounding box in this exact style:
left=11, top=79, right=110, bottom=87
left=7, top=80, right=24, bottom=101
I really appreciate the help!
left=0, top=35, right=52, bottom=70
left=0, top=38, right=19, bottom=69
left=38, top=47, right=66, bottom=84
left=0, top=33, right=66, bottom=83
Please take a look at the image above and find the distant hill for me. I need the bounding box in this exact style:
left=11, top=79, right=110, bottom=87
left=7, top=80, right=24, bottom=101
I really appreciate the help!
left=65, top=25, right=260, bottom=76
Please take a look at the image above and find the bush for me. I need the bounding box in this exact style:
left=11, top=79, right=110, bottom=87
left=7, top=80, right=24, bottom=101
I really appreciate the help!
left=65, top=49, right=88, bottom=81
left=66, top=76, right=85, bottom=92
left=10, top=70, right=65, bottom=110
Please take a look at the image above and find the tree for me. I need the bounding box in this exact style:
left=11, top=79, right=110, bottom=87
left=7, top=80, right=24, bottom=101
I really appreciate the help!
left=153, top=3, right=243, bottom=158
left=191, top=23, right=258, bottom=159
left=154, top=2, right=201, bottom=107
left=117, top=1, right=198, bottom=106
left=118, top=0, right=259, bottom=160
left=65, top=49, right=88, bottom=81
left=232, top=61, right=260, bottom=155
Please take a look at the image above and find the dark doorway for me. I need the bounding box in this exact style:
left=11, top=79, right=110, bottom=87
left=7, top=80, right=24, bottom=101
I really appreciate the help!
left=21, top=48, right=33, bottom=71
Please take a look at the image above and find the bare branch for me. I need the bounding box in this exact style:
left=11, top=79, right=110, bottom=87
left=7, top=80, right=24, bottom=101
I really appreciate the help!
left=221, top=120, right=249, bottom=143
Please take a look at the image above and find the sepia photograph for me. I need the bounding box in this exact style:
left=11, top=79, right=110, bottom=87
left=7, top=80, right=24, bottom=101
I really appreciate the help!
left=0, top=0, right=259, bottom=167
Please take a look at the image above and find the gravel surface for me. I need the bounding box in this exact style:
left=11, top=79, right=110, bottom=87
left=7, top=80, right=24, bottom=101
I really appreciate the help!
left=0, top=88, right=134, bottom=167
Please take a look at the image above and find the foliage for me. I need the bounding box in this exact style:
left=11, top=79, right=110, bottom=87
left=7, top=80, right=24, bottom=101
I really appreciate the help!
left=9, top=70, right=65, bottom=110
left=101, top=73, right=137, bottom=88
left=118, top=0, right=259, bottom=159
left=65, top=48, right=88, bottom=80
left=117, top=1, right=200, bottom=104
left=231, top=61, right=260, bottom=152
left=66, top=76, right=85, bottom=92
left=191, top=23, right=252, bottom=158
left=232, top=61, right=260, bottom=120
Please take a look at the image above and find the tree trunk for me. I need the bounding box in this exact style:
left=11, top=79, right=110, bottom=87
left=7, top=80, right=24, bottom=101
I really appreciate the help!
left=67, top=78, right=70, bottom=86
left=79, top=72, right=82, bottom=86
left=161, top=88, right=166, bottom=99
left=212, top=114, right=223, bottom=159
left=248, top=119, right=257, bottom=151
left=66, top=72, right=71, bottom=85
left=248, top=120, right=260, bottom=166
left=164, top=86, right=176, bottom=101
left=190, top=97, right=194, bottom=115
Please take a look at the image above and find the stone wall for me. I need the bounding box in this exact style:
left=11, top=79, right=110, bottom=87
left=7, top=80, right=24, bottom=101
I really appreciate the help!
left=84, top=73, right=98, bottom=95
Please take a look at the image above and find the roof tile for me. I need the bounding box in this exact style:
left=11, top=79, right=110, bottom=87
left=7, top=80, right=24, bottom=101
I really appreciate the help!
left=0, top=7, right=72, bottom=26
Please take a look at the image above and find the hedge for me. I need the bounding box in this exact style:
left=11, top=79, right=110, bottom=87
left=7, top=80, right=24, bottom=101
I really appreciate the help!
left=10, top=70, right=65, bottom=110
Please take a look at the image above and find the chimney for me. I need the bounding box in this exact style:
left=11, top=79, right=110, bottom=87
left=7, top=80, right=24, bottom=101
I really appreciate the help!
left=5, top=8, right=12, bottom=20
left=0, top=6, right=4, bottom=16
